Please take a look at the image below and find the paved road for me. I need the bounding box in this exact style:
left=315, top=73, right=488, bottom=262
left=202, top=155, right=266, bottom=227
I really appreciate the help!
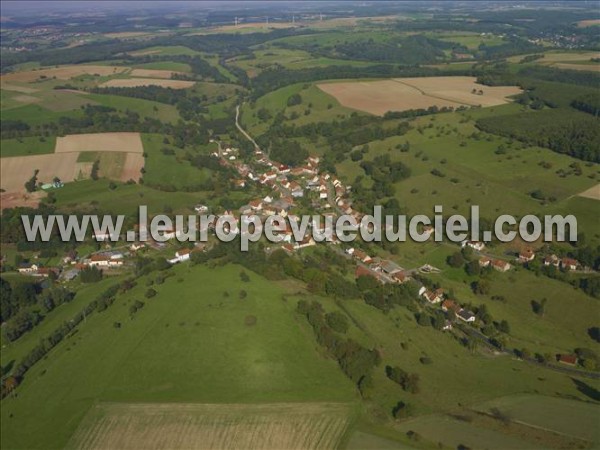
left=235, top=104, right=260, bottom=150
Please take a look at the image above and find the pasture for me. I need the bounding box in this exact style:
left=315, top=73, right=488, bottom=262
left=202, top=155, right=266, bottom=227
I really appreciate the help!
left=0, top=136, right=56, bottom=158
left=317, top=77, right=521, bottom=115
left=68, top=402, right=352, bottom=450
left=473, top=394, right=600, bottom=443
left=0, top=264, right=356, bottom=449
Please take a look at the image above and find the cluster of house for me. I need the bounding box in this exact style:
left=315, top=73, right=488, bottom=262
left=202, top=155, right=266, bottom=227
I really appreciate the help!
left=517, top=248, right=580, bottom=271
left=418, top=286, right=476, bottom=327
left=17, top=263, right=59, bottom=278
left=346, top=247, right=412, bottom=285
left=543, top=254, right=579, bottom=271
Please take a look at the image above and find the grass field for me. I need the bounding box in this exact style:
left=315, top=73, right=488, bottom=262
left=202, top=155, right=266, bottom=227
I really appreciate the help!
left=141, top=134, right=214, bottom=190
left=0, top=136, right=56, bottom=158
left=68, top=402, right=352, bottom=450
left=472, top=394, right=600, bottom=442
left=0, top=264, right=357, bottom=449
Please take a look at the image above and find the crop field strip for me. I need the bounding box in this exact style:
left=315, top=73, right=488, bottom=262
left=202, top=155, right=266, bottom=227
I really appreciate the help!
left=68, top=402, right=352, bottom=450
left=317, top=76, right=522, bottom=115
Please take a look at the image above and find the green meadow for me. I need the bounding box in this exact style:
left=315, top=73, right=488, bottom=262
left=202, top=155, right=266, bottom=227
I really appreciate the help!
left=0, top=264, right=356, bottom=450
left=0, top=136, right=56, bottom=158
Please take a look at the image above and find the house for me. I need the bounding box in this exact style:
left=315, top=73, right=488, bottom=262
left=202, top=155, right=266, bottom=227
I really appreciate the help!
left=561, top=257, right=578, bottom=271
left=423, top=288, right=444, bottom=304
left=93, top=232, right=118, bottom=241
left=294, top=236, right=316, bottom=250
left=462, top=240, right=485, bottom=251
left=233, top=179, right=246, bottom=188
left=194, top=204, right=209, bottom=213
left=352, top=250, right=372, bottom=265
left=88, top=254, right=123, bottom=268
left=392, top=271, right=410, bottom=284
left=18, top=263, right=38, bottom=274
left=169, top=248, right=192, bottom=264
left=35, top=267, right=59, bottom=278
left=441, top=299, right=460, bottom=313
left=289, top=181, right=304, bottom=198
left=543, top=254, right=560, bottom=267
left=457, top=309, right=476, bottom=323
left=379, top=260, right=402, bottom=275
left=492, top=259, right=511, bottom=272
left=479, top=257, right=491, bottom=268
left=519, top=248, right=535, bottom=262
left=557, top=354, right=578, bottom=366
left=355, top=265, right=382, bottom=282
left=130, top=242, right=145, bottom=252
left=249, top=199, right=263, bottom=211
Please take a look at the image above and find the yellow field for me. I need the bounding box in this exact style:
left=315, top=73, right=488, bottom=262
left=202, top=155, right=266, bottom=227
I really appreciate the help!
left=0, top=153, right=81, bottom=192
left=317, top=76, right=522, bottom=116
left=67, top=402, right=352, bottom=450
left=0, top=133, right=145, bottom=194
left=55, top=132, right=144, bottom=154
left=99, top=78, right=195, bottom=89
left=577, top=183, right=600, bottom=201
left=0, top=65, right=128, bottom=83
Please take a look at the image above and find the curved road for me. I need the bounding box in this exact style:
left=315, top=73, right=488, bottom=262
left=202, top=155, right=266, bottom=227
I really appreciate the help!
left=235, top=104, right=260, bottom=150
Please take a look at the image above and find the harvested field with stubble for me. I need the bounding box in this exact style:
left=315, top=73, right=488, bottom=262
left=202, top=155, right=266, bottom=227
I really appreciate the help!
left=0, top=65, right=128, bottom=83
left=130, top=68, right=186, bottom=79
left=68, top=402, right=352, bottom=450
left=577, top=183, right=600, bottom=201
left=55, top=132, right=144, bottom=154
left=317, top=76, right=521, bottom=115
left=0, top=153, right=81, bottom=192
left=99, top=78, right=195, bottom=89
left=0, top=133, right=145, bottom=193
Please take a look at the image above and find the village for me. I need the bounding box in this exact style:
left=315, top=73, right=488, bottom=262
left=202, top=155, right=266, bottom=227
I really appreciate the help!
left=8, top=130, right=588, bottom=346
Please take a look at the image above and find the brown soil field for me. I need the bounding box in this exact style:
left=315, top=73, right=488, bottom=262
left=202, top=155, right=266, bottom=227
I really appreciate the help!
left=54, top=132, right=144, bottom=154
left=0, top=65, right=129, bottom=83
left=99, top=78, right=195, bottom=89
left=130, top=69, right=185, bottom=79
left=0, top=153, right=80, bottom=192
left=577, top=184, right=600, bottom=201
left=120, top=153, right=145, bottom=182
left=577, top=19, right=600, bottom=28
left=67, top=402, right=351, bottom=450
left=317, top=76, right=521, bottom=116
left=0, top=191, right=46, bottom=210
